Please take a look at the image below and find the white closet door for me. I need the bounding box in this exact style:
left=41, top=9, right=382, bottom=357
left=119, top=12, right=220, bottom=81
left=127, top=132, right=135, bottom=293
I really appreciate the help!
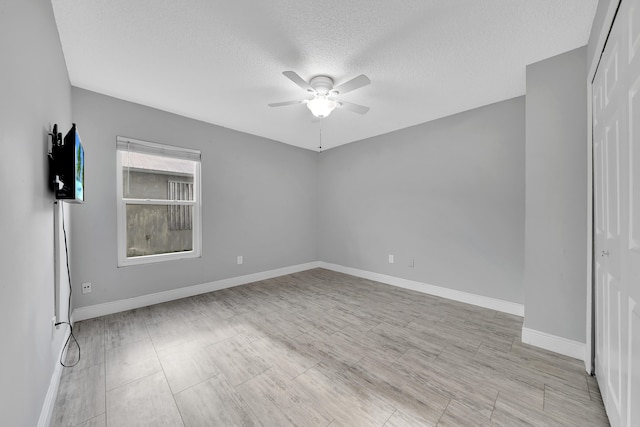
left=592, top=1, right=640, bottom=426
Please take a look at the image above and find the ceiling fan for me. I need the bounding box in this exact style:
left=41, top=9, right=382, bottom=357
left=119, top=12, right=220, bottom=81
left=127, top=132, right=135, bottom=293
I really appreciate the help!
left=268, top=71, right=371, bottom=118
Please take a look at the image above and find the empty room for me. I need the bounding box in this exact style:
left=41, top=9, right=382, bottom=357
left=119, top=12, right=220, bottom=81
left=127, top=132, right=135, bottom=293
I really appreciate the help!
left=2, top=0, right=639, bottom=426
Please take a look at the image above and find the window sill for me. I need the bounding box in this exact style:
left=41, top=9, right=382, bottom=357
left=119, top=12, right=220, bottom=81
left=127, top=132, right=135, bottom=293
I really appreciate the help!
left=117, top=250, right=201, bottom=267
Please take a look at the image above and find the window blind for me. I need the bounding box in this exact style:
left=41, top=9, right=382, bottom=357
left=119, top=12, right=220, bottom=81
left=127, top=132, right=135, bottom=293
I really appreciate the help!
left=116, top=136, right=201, bottom=161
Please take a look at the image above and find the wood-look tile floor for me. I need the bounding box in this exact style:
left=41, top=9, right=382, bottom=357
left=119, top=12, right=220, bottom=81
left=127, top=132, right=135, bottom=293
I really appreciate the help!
left=51, top=268, right=609, bottom=426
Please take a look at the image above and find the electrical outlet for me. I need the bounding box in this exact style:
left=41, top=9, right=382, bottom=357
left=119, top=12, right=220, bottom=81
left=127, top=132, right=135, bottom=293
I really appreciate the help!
left=409, top=258, right=415, bottom=267
left=237, top=255, right=243, bottom=265
left=388, top=254, right=394, bottom=264
left=82, top=282, right=92, bottom=294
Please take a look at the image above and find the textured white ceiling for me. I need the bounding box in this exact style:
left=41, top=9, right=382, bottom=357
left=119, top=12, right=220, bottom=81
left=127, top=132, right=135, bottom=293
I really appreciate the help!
left=52, top=0, right=597, bottom=151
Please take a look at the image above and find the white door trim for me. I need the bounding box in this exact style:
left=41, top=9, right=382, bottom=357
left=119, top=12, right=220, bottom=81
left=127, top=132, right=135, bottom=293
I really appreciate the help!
left=587, top=0, right=622, bottom=374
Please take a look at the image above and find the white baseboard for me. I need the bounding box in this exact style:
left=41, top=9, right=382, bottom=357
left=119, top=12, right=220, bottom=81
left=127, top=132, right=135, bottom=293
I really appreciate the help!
left=38, top=325, right=71, bottom=427
left=521, top=327, right=585, bottom=360
left=72, top=262, right=321, bottom=321
left=318, top=262, right=524, bottom=317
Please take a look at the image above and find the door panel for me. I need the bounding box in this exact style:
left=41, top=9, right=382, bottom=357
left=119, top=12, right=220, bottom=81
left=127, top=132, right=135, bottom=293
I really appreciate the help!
left=606, top=275, right=622, bottom=412
left=627, top=299, right=639, bottom=426
left=597, top=264, right=605, bottom=367
left=630, top=4, right=640, bottom=62
left=629, top=76, right=640, bottom=250
left=606, top=121, right=620, bottom=240
left=605, top=42, right=619, bottom=107
left=592, top=1, right=640, bottom=426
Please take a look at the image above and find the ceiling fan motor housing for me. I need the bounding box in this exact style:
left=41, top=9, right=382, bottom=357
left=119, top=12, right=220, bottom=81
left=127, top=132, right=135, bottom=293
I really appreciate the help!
left=309, top=76, right=334, bottom=95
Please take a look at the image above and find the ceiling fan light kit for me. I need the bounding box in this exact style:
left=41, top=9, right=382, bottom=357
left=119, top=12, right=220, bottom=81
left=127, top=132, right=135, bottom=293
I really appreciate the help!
left=307, top=96, right=338, bottom=118
left=269, top=71, right=370, bottom=119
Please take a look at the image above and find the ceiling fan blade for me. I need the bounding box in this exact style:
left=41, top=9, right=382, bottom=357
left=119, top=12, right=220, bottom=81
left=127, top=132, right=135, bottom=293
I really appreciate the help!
left=282, top=71, right=313, bottom=92
left=268, top=99, right=306, bottom=107
left=332, top=74, right=371, bottom=95
left=337, top=100, right=370, bottom=115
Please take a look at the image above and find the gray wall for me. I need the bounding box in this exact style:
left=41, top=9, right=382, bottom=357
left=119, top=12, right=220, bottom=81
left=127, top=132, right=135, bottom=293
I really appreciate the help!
left=524, top=46, right=588, bottom=342
left=0, top=1, right=73, bottom=425
left=70, top=88, right=317, bottom=307
left=318, top=97, right=526, bottom=304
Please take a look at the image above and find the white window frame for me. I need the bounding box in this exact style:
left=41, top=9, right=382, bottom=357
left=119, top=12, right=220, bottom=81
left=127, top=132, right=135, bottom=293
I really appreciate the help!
left=116, top=136, right=201, bottom=267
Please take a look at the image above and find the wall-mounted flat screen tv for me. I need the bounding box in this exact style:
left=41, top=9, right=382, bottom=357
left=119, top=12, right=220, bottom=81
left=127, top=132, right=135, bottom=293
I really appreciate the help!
left=54, top=124, right=84, bottom=203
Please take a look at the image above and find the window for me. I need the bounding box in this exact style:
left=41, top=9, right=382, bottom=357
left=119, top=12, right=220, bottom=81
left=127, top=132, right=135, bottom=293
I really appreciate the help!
left=116, top=136, right=201, bottom=266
